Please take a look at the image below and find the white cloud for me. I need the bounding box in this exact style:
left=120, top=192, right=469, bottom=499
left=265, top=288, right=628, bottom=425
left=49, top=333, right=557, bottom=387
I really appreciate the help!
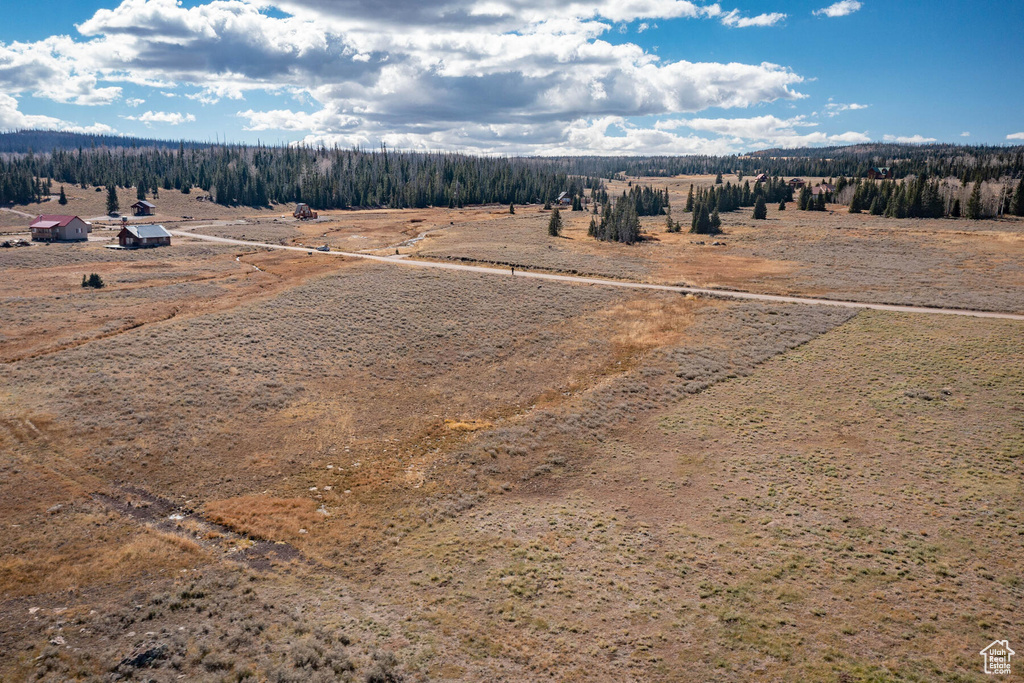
left=1, top=0, right=812, bottom=153
left=123, top=110, right=196, bottom=125
left=238, top=106, right=360, bottom=132
left=824, top=101, right=869, bottom=117
left=960, top=131, right=970, bottom=137
left=0, top=93, right=115, bottom=133
left=717, top=10, right=787, bottom=28
left=656, top=114, right=869, bottom=149
left=0, top=36, right=121, bottom=105
left=883, top=134, right=937, bottom=144
left=1007, top=132, right=1024, bottom=141
left=658, top=114, right=814, bottom=136
left=275, top=0, right=781, bottom=29
left=814, top=1, right=862, bottom=18
left=297, top=116, right=742, bottom=156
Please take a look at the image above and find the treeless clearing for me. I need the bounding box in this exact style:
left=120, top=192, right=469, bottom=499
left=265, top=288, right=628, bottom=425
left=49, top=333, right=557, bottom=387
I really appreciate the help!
left=2, top=182, right=1022, bottom=681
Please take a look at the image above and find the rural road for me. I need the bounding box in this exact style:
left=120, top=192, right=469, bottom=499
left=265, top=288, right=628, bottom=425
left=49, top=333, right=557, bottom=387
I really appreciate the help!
left=170, top=229, right=1024, bottom=322
left=0, top=207, right=35, bottom=218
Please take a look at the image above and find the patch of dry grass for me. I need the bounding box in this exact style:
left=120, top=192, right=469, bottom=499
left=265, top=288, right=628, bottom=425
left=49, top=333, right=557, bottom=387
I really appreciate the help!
left=0, top=513, right=205, bottom=599
left=444, top=418, right=493, bottom=432
left=599, top=294, right=699, bottom=355
left=204, top=496, right=323, bottom=541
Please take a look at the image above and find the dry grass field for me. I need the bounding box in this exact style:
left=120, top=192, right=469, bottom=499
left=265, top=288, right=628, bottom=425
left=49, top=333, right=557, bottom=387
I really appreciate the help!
left=1, top=177, right=1022, bottom=681
left=414, top=176, right=1024, bottom=313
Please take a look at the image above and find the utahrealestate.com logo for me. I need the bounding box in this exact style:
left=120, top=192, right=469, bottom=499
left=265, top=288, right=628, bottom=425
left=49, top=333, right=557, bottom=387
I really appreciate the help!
left=980, top=640, right=1014, bottom=675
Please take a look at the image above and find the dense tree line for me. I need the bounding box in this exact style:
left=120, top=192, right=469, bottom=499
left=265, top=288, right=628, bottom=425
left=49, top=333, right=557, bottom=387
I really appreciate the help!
left=556, top=143, right=1024, bottom=184
left=837, top=174, right=1021, bottom=220
left=3, top=131, right=1024, bottom=219
left=0, top=138, right=600, bottom=210
left=0, top=130, right=210, bottom=154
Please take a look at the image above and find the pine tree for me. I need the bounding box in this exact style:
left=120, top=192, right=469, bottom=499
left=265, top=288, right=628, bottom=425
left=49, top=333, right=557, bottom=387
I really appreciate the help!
left=509, top=202, right=515, bottom=214
left=105, top=184, right=119, bottom=215
left=548, top=208, right=562, bottom=236
left=816, top=192, right=827, bottom=211
left=966, top=181, right=983, bottom=219
left=753, top=196, right=767, bottom=220
left=685, top=184, right=694, bottom=212
left=714, top=173, right=723, bottom=185
left=798, top=186, right=811, bottom=211
left=58, top=186, right=67, bottom=205
left=778, top=198, right=786, bottom=211
left=710, top=209, right=722, bottom=231
left=1011, top=177, right=1024, bottom=217
left=691, top=204, right=718, bottom=235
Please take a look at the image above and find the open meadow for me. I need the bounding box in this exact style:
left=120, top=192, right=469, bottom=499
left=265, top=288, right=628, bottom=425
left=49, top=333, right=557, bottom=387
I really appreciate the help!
left=1, top=176, right=1022, bottom=681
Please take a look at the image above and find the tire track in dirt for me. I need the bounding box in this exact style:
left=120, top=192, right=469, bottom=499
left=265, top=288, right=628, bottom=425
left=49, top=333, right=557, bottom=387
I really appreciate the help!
left=92, top=486, right=306, bottom=572
left=1, top=308, right=181, bottom=364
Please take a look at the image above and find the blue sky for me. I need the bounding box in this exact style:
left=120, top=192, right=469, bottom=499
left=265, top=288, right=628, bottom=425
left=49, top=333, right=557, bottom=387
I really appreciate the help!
left=1, top=0, right=1022, bottom=153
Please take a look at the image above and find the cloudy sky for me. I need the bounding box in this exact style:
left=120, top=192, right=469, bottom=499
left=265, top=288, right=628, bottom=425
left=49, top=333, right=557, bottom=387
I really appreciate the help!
left=2, top=0, right=1022, bottom=154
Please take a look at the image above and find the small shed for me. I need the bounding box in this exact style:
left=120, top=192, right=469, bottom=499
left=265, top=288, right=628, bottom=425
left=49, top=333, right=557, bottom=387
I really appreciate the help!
left=556, top=191, right=572, bottom=205
left=30, top=215, right=91, bottom=242
left=788, top=178, right=806, bottom=188
left=131, top=200, right=156, bottom=216
left=868, top=167, right=892, bottom=180
left=119, top=224, right=172, bottom=248
left=755, top=173, right=768, bottom=183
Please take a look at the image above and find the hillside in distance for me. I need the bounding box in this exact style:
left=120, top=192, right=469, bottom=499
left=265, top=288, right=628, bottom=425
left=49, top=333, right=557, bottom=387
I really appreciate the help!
left=0, top=129, right=213, bottom=154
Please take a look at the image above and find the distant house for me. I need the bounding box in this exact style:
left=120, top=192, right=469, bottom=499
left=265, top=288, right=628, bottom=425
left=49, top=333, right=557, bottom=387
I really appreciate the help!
left=118, top=224, right=172, bottom=248
left=788, top=178, right=806, bottom=189
left=868, top=167, right=893, bottom=180
left=811, top=183, right=836, bottom=196
left=30, top=215, right=91, bottom=242
left=131, top=200, right=156, bottom=216
left=755, top=173, right=768, bottom=183
left=556, top=191, right=572, bottom=205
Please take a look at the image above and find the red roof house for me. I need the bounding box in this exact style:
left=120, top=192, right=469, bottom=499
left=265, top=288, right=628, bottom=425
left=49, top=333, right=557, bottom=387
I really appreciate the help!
left=29, top=215, right=91, bottom=242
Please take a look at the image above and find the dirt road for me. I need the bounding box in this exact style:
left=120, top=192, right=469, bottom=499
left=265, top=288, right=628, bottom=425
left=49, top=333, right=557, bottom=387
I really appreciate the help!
left=0, top=207, right=35, bottom=218
left=169, top=230, right=1024, bottom=321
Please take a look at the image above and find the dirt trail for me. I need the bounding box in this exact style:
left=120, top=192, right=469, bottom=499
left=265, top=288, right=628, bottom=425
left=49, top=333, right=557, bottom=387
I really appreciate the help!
left=0, top=207, right=35, bottom=218
left=170, top=230, right=1024, bottom=321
